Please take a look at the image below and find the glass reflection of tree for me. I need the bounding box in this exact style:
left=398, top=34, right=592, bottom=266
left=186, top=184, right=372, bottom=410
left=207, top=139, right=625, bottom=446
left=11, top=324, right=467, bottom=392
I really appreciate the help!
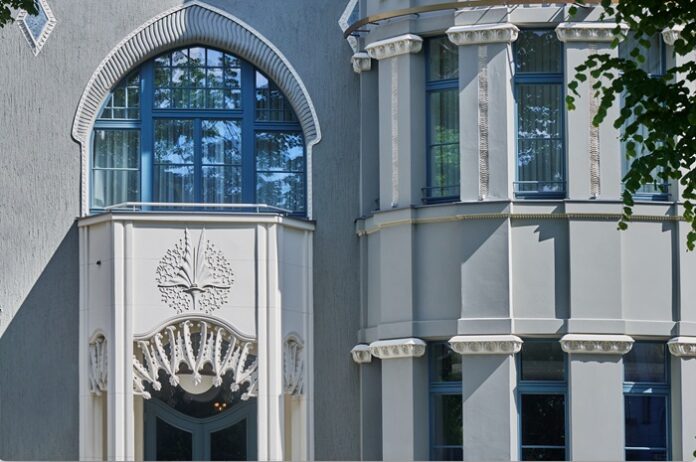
left=256, top=131, right=304, bottom=210
left=431, top=124, right=459, bottom=194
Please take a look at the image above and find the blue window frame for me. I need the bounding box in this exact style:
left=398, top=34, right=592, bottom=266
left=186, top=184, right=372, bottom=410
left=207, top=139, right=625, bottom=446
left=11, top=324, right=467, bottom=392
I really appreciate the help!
left=624, top=342, right=671, bottom=461
left=517, top=339, right=568, bottom=461
left=619, top=34, right=669, bottom=200
left=91, top=46, right=306, bottom=215
left=429, top=342, right=463, bottom=461
left=513, top=30, right=566, bottom=198
left=425, top=37, right=460, bottom=203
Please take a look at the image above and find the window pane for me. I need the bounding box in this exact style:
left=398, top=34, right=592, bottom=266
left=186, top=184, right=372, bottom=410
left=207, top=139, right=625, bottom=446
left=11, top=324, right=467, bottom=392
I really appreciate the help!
left=154, top=120, right=194, bottom=164
left=429, top=145, right=460, bottom=197
left=94, top=130, right=139, bottom=169
left=520, top=341, right=565, bottom=381
left=620, top=33, right=663, bottom=76
left=428, top=37, right=458, bottom=81
left=255, top=132, right=304, bottom=172
left=430, top=89, right=459, bottom=145
left=625, top=395, right=668, bottom=450
left=203, top=166, right=242, bottom=203
left=515, top=30, right=563, bottom=74
left=429, top=89, right=459, bottom=197
left=624, top=343, right=666, bottom=383
left=92, top=170, right=139, bottom=209
left=155, top=165, right=194, bottom=203
left=210, top=420, right=247, bottom=461
left=432, top=394, right=462, bottom=447
left=155, top=418, right=193, bottom=461
left=98, top=73, right=140, bottom=120
left=521, top=394, right=566, bottom=447
left=431, top=343, right=462, bottom=382
left=256, top=172, right=305, bottom=212
left=92, top=130, right=140, bottom=208
left=626, top=449, right=668, bottom=461
left=202, top=120, right=242, bottom=165
left=432, top=447, right=463, bottom=461
left=521, top=447, right=566, bottom=461
left=256, top=72, right=296, bottom=122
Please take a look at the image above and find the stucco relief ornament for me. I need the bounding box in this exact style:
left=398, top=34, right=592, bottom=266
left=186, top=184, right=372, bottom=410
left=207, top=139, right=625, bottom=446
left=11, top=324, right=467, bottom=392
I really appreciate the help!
left=156, top=229, right=233, bottom=313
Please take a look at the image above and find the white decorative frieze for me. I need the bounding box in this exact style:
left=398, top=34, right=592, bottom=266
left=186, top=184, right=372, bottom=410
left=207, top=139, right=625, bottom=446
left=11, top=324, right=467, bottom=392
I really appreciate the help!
left=350, top=344, right=372, bottom=364
left=369, top=338, right=426, bottom=359
left=366, top=34, right=423, bottom=60
left=560, top=334, right=634, bottom=354
left=449, top=335, right=523, bottom=355
left=556, top=22, right=629, bottom=43
left=133, top=318, right=257, bottom=400
left=156, top=229, right=234, bottom=314
left=16, top=0, right=57, bottom=56
left=667, top=337, right=696, bottom=357
left=662, top=25, right=684, bottom=46
left=352, top=52, right=372, bottom=74
left=284, top=335, right=305, bottom=396
left=446, top=23, right=519, bottom=46
left=88, top=334, right=108, bottom=396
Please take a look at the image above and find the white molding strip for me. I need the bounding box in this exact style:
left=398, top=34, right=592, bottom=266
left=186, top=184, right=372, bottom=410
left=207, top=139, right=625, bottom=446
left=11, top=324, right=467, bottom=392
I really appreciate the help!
left=478, top=45, right=490, bottom=200
left=369, top=338, right=426, bottom=359
left=366, top=34, right=423, bottom=60
left=15, top=0, right=57, bottom=56
left=667, top=337, right=696, bottom=357
left=556, top=22, right=629, bottom=43
left=350, top=344, right=373, bottom=364
left=449, top=335, right=523, bottom=355
left=446, top=24, right=519, bottom=46
left=560, top=334, right=634, bottom=354
left=589, top=42, right=601, bottom=199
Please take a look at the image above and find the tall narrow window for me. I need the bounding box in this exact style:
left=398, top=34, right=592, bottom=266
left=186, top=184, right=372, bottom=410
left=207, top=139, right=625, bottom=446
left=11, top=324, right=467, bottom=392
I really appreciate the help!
left=624, top=342, right=670, bottom=461
left=619, top=34, right=668, bottom=199
left=429, top=343, right=463, bottom=461
left=518, top=340, right=567, bottom=460
left=514, top=30, right=565, bottom=197
left=425, top=37, right=459, bottom=202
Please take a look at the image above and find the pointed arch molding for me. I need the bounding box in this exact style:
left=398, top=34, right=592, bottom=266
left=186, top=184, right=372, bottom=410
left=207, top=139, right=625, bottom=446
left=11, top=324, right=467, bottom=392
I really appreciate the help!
left=71, top=1, right=321, bottom=216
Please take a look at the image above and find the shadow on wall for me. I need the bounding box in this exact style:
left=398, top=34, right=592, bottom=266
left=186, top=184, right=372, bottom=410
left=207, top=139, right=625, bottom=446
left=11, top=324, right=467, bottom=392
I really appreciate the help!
left=0, top=224, right=79, bottom=460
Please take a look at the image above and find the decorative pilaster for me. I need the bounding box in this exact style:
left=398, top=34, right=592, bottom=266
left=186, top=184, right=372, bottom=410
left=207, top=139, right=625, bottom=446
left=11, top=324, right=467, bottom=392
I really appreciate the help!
left=88, top=334, right=108, bottom=396
left=351, top=344, right=373, bottom=363
left=369, top=338, right=426, bottom=359
left=365, top=34, right=423, bottom=60
left=668, top=337, right=696, bottom=357
left=555, top=22, right=629, bottom=43
left=449, top=335, right=523, bottom=355
left=352, top=52, right=372, bottom=74
left=662, top=25, right=684, bottom=46
left=446, top=23, right=519, bottom=46
left=560, top=334, right=634, bottom=355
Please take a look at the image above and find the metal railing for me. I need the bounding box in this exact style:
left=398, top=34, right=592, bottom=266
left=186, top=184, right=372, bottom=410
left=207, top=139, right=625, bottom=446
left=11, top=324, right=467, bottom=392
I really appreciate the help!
left=103, top=202, right=293, bottom=214
left=422, top=185, right=461, bottom=203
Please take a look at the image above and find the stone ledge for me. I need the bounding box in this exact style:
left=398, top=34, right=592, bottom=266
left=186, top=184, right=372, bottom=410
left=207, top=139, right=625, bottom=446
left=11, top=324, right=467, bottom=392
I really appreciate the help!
left=447, top=23, right=519, bottom=46
left=366, top=34, right=423, bottom=60
left=369, top=338, right=426, bottom=359
left=350, top=344, right=372, bottom=363
left=555, top=22, right=629, bottom=43
left=560, top=334, right=634, bottom=355
left=667, top=337, right=696, bottom=357
left=449, top=335, right=523, bottom=355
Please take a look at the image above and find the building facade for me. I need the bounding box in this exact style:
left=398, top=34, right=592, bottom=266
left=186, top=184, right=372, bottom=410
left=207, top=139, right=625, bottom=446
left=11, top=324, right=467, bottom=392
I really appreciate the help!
left=0, top=0, right=694, bottom=461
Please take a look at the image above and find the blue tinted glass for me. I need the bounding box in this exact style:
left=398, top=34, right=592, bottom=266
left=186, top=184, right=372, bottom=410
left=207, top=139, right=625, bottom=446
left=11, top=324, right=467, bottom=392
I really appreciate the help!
left=521, top=342, right=564, bottom=381
left=432, top=394, right=462, bottom=447
left=521, top=394, right=565, bottom=447
left=428, top=37, right=458, bottom=81
left=515, top=30, right=563, bottom=74
left=624, top=343, right=666, bottom=383
left=625, top=395, right=668, bottom=450
left=23, top=2, right=48, bottom=41
left=431, top=343, right=462, bottom=382
left=522, top=447, right=566, bottom=461
left=626, top=449, right=667, bottom=461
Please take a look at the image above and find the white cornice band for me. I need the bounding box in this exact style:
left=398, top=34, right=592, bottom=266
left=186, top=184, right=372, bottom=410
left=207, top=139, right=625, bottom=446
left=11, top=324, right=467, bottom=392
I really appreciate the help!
left=667, top=337, right=696, bottom=357
left=556, top=22, right=629, bottom=43
left=369, top=338, right=426, bottom=359
left=352, top=52, right=372, bottom=74
left=560, top=334, right=634, bottom=354
left=449, top=335, right=523, bottom=355
left=350, top=344, right=373, bottom=363
left=662, top=25, right=684, bottom=46
left=447, top=24, right=519, bottom=46
left=366, top=34, right=423, bottom=60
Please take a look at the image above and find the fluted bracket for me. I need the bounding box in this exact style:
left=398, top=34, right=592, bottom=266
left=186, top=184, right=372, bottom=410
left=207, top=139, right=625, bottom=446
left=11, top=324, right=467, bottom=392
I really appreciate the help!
left=369, top=338, right=426, bottom=359
left=366, top=34, right=423, bottom=60
left=350, top=344, right=373, bottom=363
left=352, top=52, right=372, bottom=74
left=449, top=335, right=523, bottom=355
left=662, top=25, right=684, bottom=46
left=556, top=22, right=629, bottom=43
left=560, top=334, right=634, bottom=355
left=668, top=337, right=696, bottom=357
left=447, top=24, right=519, bottom=46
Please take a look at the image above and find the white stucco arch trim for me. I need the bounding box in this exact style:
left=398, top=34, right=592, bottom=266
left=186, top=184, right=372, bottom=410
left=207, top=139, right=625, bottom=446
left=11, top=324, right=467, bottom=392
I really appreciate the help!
left=72, top=0, right=321, bottom=217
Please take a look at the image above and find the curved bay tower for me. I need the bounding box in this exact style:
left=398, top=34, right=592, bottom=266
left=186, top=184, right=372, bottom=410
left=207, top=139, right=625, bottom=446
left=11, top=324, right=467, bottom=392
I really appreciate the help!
left=0, top=0, right=694, bottom=461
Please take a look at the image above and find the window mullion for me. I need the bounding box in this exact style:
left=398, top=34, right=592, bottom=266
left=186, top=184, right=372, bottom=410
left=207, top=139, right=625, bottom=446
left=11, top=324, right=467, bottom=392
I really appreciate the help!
left=194, top=118, right=202, bottom=203
left=241, top=62, right=256, bottom=204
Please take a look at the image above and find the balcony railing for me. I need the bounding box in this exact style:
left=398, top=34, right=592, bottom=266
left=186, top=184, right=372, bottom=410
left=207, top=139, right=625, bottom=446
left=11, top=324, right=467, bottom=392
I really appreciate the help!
left=102, top=202, right=294, bottom=215
left=514, top=181, right=566, bottom=198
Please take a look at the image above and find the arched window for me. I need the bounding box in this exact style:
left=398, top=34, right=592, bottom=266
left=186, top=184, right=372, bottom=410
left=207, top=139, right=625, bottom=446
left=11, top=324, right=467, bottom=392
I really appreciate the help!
left=91, top=46, right=306, bottom=215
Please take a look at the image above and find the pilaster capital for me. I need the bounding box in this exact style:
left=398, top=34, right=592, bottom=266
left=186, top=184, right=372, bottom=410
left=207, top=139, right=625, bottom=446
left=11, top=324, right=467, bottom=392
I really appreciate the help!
left=555, top=22, right=629, bottom=43
left=369, top=338, right=426, bottom=359
left=350, top=344, right=373, bottom=363
left=446, top=23, right=519, bottom=46
left=351, top=52, right=372, bottom=74
left=560, top=334, right=634, bottom=355
left=365, top=34, right=423, bottom=60
left=662, top=25, right=684, bottom=46
left=667, top=337, right=696, bottom=357
left=449, top=335, right=523, bottom=355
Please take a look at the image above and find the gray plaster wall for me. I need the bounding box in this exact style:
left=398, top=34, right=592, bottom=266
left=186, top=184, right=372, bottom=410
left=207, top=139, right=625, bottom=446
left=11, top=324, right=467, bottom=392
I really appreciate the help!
left=0, top=0, right=361, bottom=459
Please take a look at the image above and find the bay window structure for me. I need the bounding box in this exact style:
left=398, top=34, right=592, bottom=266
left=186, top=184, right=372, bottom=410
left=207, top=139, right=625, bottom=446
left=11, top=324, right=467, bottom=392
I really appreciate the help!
left=514, top=30, right=565, bottom=197
left=624, top=342, right=670, bottom=461
left=91, top=46, right=306, bottom=214
left=518, top=340, right=567, bottom=461
left=425, top=37, right=459, bottom=202
left=429, top=343, right=463, bottom=461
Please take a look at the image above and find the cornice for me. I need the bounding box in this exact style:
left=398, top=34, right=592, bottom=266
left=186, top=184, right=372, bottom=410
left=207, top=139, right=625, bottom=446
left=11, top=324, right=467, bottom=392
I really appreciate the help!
left=352, top=52, right=372, bottom=74
left=662, top=25, right=684, bottom=46
left=369, top=338, right=426, bottom=359
left=449, top=335, right=523, bottom=355
left=446, top=24, right=519, bottom=46
left=351, top=344, right=373, bottom=363
left=555, top=22, right=629, bottom=43
left=667, top=337, right=696, bottom=357
left=366, top=34, right=423, bottom=60
left=560, top=334, right=634, bottom=354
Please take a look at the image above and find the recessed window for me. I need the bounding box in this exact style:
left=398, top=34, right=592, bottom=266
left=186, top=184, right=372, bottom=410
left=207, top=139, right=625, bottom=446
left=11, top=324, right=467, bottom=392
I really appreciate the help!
left=429, top=343, right=463, bottom=461
left=91, top=46, right=306, bottom=215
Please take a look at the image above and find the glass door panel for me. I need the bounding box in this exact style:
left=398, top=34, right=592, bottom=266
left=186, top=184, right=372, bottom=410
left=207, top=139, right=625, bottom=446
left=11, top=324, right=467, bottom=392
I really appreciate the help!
left=154, top=119, right=195, bottom=203
left=210, top=420, right=247, bottom=461
left=154, top=418, right=193, bottom=461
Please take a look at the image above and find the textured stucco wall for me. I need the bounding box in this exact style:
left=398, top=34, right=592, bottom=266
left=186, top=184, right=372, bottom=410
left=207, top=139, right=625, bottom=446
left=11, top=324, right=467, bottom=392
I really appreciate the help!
left=0, top=0, right=360, bottom=459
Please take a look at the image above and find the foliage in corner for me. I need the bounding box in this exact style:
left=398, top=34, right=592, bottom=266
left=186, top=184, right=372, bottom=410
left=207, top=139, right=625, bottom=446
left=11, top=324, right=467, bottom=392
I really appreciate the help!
left=0, top=0, right=37, bottom=28
left=567, top=1, right=696, bottom=248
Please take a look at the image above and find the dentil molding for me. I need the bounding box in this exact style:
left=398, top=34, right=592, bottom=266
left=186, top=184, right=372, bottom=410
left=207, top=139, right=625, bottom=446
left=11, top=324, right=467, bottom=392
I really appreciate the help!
left=369, top=338, right=426, bottom=359
left=447, top=24, right=519, bottom=46
left=556, top=22, right=629, bottom=43
left=667, top=337, right=696, bottom=357
left=352, top=52, right=372, bottom=74
left=662, top=25, right=684, bottom=46
left=350, top=344, right=372, bottom=364
left=366, top=34, right=423, bottom=60
left=560, top=334, right=634, bottom=354
left=449, top=335, right=523, bottom=355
